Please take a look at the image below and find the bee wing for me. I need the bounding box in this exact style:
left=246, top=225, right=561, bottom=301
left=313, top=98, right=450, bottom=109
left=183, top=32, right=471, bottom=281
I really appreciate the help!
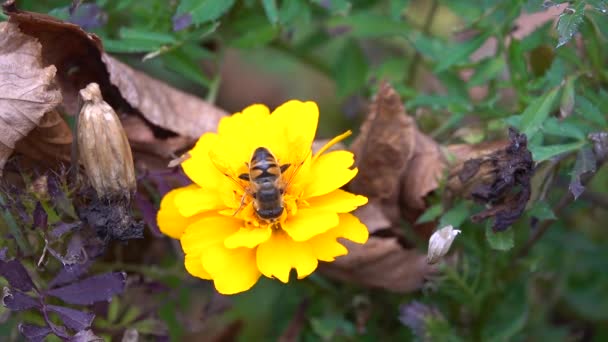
left=282, top=138, right=312, bottom=189
left=209, top=150, right=250, bottom=194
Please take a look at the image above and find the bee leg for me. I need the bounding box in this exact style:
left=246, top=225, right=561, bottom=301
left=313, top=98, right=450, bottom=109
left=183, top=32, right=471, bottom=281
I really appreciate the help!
left=238, top=173, right=250, bottom=181
left=232, top=193, right=247, bottom=217
left=280, top=163, right=290, bottom=173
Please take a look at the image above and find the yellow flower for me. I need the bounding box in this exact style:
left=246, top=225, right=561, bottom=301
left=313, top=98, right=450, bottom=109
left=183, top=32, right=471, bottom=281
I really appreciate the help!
left=157, top=100, right=369, bottom=294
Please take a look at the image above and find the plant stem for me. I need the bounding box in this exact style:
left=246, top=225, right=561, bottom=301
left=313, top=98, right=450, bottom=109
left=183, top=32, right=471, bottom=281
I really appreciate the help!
left=406, top=0, right=439, bottom=87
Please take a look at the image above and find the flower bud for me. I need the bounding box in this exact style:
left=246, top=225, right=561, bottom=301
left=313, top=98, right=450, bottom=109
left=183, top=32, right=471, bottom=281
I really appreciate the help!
left=77, top=83, right=135, bottom=200
left=427, top=225, right=461, bottom=264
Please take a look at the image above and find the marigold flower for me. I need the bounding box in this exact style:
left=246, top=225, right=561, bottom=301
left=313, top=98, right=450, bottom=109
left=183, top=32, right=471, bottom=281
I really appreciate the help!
left=157, top=100, right=369, bottom=294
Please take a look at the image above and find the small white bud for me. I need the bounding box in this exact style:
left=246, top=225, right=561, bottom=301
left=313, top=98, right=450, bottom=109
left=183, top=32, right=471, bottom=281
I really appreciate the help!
left=427, top=225, right=461, bottom=264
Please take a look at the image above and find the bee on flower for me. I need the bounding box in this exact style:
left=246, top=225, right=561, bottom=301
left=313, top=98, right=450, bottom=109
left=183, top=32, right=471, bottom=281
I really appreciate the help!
left=157, top=100, right=369, bottom=294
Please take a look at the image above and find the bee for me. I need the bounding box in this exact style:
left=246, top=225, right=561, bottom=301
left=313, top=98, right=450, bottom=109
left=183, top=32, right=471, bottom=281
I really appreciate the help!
left=211, top=145, right=308, bottom=222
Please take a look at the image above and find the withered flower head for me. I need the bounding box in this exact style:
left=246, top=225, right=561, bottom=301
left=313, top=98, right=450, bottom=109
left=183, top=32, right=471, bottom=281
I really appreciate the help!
left=77, top=82, right=135, bottom=200
left=448, top=128, right=534, bottom=231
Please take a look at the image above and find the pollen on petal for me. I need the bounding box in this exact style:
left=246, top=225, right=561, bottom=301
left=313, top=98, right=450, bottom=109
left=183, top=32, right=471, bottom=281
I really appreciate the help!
left=281, top=208, right=339, bottom=242
left=202, top=245, right=261, bottom=294
left=224, top=226, right=272, bottom=249
left=256, top=231, right=318, bottom=283
left=303, top=150, right=358, bottom=198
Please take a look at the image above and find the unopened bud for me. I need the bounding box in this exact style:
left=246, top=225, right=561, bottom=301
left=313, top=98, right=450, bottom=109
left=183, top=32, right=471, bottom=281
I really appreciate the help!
left=77, top=83, right=135, bottom=199
left=427, top=225, right=461, bottom=264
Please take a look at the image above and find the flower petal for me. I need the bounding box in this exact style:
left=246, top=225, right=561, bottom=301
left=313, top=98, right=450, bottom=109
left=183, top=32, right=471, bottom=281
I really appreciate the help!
left=334, top=213, right=369, bottom=244
left=174, top=186, right=225, bottom=217
left=256, top=231, right=318, bottom=283
left=157, top=185, right=201, bottom=239
left=306, top=189, right=368, bottom=212
left=224, top=226, right=272, bottom=249
left=282, top=208, right=339, bottom=242
left=307, top=234, right=348, bottom=262
left=307, top=213, right=369, bottom=261
left=184, top=253, right=211, bottom=280
left=202, top=245, right=261, bottom=294
left=180, top=215, right=240, bottom=256
left=303, top=151, right=358, bottom=198
left=270, top=100, right=318, bottom=162
left=182, top=133, right=225, bottom=189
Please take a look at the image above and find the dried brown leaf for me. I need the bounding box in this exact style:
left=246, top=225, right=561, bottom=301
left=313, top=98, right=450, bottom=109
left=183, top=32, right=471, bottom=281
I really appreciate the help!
left=101, top=55, right=225, bottom=139
left=3, top=1, right=226, bottom=161
left=0, top=21, right=62, bottom=174
left=14, top=110, right=72, bottom=166
left=320, top=237, right=433, bottom=293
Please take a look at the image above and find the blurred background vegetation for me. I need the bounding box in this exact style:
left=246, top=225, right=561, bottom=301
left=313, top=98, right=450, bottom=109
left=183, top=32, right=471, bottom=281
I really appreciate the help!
left=2, top=0, right=608, bottom=341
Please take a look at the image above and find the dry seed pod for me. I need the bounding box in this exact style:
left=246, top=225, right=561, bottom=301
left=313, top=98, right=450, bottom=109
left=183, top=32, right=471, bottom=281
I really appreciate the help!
left=77, top=83, right=135, bottom=200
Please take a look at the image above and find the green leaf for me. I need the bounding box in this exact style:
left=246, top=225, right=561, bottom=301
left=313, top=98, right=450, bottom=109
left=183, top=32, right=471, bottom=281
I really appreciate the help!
left=559, top=76, right=576, bottom=118
left=468, top=57, right=505, bottom=87
left=556, top=1, right=586, bottom=48
left=327, top=13, right=410, bottom=38
left=517, top=86, right=560, bottom=139
left=102, top=38, right=162, bottom=53
left=439, top=202, right=470, bottom=228
left=433, top=33, right=490, bottom=73
left=390, top=0, right=410, bottom=20
left=311, top=0, right=351, bottom=15
left=576, top=95, right=607, bottom=126
left=417, top=203, right=443, bottom=224
left=176, top=0, right=236, bottom=25
left=333, top=39, right=368, bottom=98
left=485, top=225, right=514, bottom=251
left=279, top=0, right=307, bottom=25
left=542, top=117, right=586, bottom=140
left=119, top=28, right=176, bottom=44
left=588, top=0, right=608, bottom=13
left=482, top=282, right=528, bottom=340
left=262, top=0, right=279, bottom=25
left=162, top=47, right=211, bottom=87
left=527, top=201, right=556, bottom=221
left=530, top=141, right=585, bottom=162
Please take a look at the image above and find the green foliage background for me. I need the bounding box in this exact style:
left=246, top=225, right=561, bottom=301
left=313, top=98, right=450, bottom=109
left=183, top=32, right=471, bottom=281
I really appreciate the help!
left=2, top=0, right=608, bottom=341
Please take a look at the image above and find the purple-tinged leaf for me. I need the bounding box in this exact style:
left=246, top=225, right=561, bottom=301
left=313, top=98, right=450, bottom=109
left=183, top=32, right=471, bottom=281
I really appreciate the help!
left=569, top=147, right=597, bottom=199
left=19, top=323, right=52, bottom=342
left=46, top=305, right=95, bottom=331
left=134, top=193, right=162, bottom=237
left=46, top=272, right=127, bottom=305
left=68, top=3, right=107, bottom=30
left=0, top=247, right=7, bottom=261
left=0, top=259, right=36, bottom=291
left=48, top=261, right=92, bottom=289
left=63, top=234, right=86, bottom=266
left=68, top=329, right=103, bottom=342
left=2, top=287, right=40, bottom=311
left=50, top=222, right=81, bottom=240
left=32, top=202, right=48, bottom=230
left=149, top=172, right=171, bottom=196
left=172, top=13, right=192, bottom=31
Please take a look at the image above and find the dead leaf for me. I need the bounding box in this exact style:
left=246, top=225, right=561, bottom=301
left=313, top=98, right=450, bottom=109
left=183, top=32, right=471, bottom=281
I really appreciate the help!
left=3, top=0, right=226, bottom=161
left=101, top=55, right=225, bottom=139
left=0, top=21, right=62, bottom=174
left=350, top=82, right=444, bottom=235
left=320, top=237, right=434, bottom=293
left=320, top=199, right=434, bottom=293
left=14, top=110, right=72, bottom=166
